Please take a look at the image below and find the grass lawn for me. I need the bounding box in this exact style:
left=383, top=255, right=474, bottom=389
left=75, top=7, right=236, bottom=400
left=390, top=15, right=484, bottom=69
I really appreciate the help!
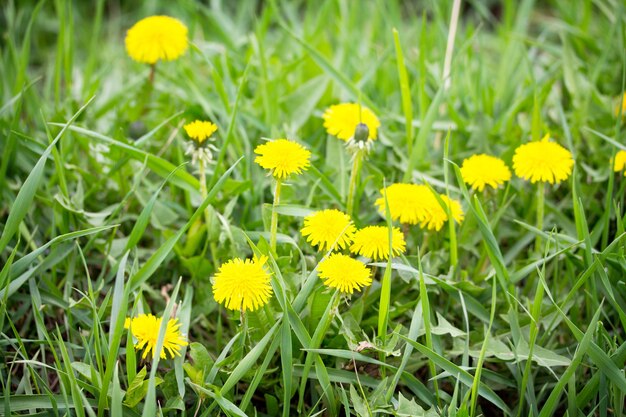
left=1, top=0, right=625, bottom=416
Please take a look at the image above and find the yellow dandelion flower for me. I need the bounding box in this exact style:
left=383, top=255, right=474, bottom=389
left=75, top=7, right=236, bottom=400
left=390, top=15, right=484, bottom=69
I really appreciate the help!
left=322, top=103, right=380, bottom=141
left=375, top=184, right=464, bottom=231
left=212, top=256, right=273, bottom=312
left=513, top=135, right=574, bottom=184
left=301, top=209, right=356, bottom=252
left=125, top=16, right=189, bottom=64
left=318, top=253, right=372, bottom=294
left=125, top=314, right=188, bottom=359
left=460, top=154, right=512, bottom=191
left=614, top=150, right=626, bottom=174
left=254, top=139, right=311, bottom=179
left=420, top=194, right=465, bottom=232
left=350, top=225, right=406, bottom=261
left=375, top=183, right=432, bottom=225
left=184, top=120, right=218, bottom=144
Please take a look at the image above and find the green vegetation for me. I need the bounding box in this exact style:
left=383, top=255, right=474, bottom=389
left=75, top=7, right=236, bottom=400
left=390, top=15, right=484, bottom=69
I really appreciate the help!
left=1, top=0, right=625, bottom=415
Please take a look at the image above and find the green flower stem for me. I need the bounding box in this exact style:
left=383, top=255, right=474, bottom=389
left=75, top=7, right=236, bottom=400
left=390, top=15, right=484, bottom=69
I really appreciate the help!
left=199, top=159, right=218, bottom=264
left=148, top=63, right=156, bottom=84
left=346, top=151, right=364, bottom=217
left=535, top=182, right=545, bottom=252
left=270, top=178, right=282, bottom=252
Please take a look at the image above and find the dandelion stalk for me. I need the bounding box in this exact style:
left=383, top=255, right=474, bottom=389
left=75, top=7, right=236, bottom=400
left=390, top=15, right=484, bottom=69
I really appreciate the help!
left=346, top=151, right=363, bottom=217
left=148, top=63, right=156, bottom=84
left=270, top=179, right=282, bottom=252
left=535, top=182, right=545, bottom=252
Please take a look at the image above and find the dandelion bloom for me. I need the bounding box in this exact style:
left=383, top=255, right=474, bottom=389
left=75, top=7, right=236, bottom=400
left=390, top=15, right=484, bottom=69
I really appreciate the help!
left=254, top=139, right=311, bottom=179
left=460, top=154, right=512, bottom=191
left=421, top=195, right=464, bottom=231
left=375, top=183, right=431, bottom=225
left=350, top=225, right=406, bottom=261
left=125, top=314, right=188, bottom=359
left=301, top=209, right=355, bottom=252
left=318, top=254, right=372, bottom=294
left=322, top=103, right=380, bottom=142
left=512, top=135, right=574, bottom=184
left=614, top=150, right=626, bottom=175
left=212, top=256, right=273, bottom=312
left=125, top=16, right=189, bottom=64
left=184, top=120, right=218, bottom=144
left=375, top=184, right=464, bottom=231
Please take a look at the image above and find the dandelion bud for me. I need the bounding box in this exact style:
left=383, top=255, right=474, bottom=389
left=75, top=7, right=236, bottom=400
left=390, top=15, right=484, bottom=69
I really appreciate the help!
left=353, top=123, right=370, bottom=144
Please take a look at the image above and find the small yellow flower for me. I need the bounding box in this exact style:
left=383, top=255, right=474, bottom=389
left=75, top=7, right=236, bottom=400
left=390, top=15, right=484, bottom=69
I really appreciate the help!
left=301, top=209, right=355, bottom=252
left=125, top=16, right=189, bottom=64
left=375, top=184, right=464, bottom=231
left=212, top=256, right=273, bottom=312
left=613, top=150, right=626, bottom=175
left=322, top=103, right=380, bottom=142
left=420, top=195, right=464, bottom=232
left=318, top=254, right=372, bottom=294
left=184, top=120, right=218, bottom=144
left=375, top=183, right=431, bottom=225
left=460, top=154, right=512, bottom=191
left=125, top=314, right=188, bottom=359
left=254, top=139, right=311, bottom=179
left=350, top=225, right=406, bottom=261
left=513, top=135, right=574, bottom=184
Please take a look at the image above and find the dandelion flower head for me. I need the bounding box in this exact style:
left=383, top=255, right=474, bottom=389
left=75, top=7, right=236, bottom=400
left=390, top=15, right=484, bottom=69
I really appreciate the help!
left=375, top=183, right=464, bottom=231
left=460, top=154, right=511, bottom=191
left=614, top=150, right=626, bottom=175
left=350, top=225, right=406, bottom=261
left=254, top=139, right=311, bottom=179
left=212, top=256, right=273, bottom=312
left=184, top=120, right=218, bottom=145
left=318, top=254, right=372, bottom=294
left=125, top=314, right=188, bottom=359
left=125, top=16, right=188, bottom=64
left=322, top=103, right=380, bottom=142
left=421, top=194, right=464, bottom=232
left=512, top=134, right=574, bottom=184
left=301, top=209, right=355, bottom=252
left=375, top=183, right=431, bottom=225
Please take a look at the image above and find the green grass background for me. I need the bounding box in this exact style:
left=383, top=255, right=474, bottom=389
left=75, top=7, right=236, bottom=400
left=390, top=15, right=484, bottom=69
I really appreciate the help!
left=1, top=0, right=625, bottom=416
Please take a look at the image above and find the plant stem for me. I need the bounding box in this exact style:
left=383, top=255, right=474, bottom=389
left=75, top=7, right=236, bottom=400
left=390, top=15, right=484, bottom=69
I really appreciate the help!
left=149, top=63, right=156, bottom=84
left=346, top=151, right=363, bottom=217
left=270, top=179, right=282, bottom=252
left=535, top=182, right=545, bottom=252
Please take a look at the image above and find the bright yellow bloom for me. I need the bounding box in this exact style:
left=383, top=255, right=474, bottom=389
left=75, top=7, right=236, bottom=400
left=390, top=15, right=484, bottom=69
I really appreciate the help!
left=254, top=139, right=311, bottom=179
left=318, top=254, right=372, bottom=294
left=421, top=195, right=464, bottom=231
left=460, top=154, right=511, bottom=191
left=375, top=183, right=431, bottom=225
left=513, top=135, right=574, bottom=184
left=301, top=209, right=355, bottom=252
left=614, top=150, right=626, bottom=175
left=184, top=120, right=218, bottom=144
left=322, top=103, right=380, bottom=141
left=212, top=256, right=273, bottom=312
left=375, top=184, right=464, bottom=231
left=125, top=16, right=189, bottom=64
left=125, top=314, right=188, bottom=359
left=350, top=225, right=406, bottom=261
